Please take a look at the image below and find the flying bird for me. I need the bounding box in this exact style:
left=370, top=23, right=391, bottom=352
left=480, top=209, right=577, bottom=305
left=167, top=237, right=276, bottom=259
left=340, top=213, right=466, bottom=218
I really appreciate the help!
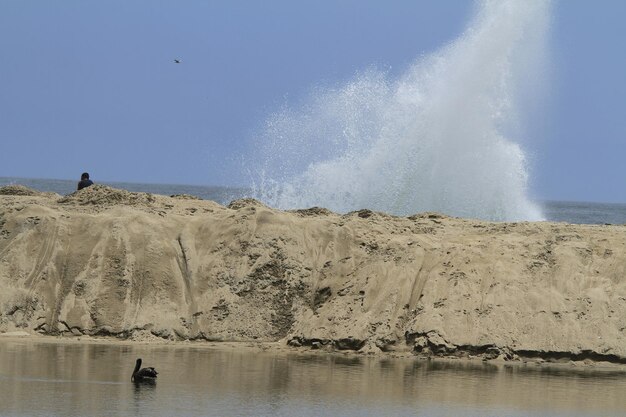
left=131, top=358, right=158, bottom=383
left=174, top=59, right=181, bottom=64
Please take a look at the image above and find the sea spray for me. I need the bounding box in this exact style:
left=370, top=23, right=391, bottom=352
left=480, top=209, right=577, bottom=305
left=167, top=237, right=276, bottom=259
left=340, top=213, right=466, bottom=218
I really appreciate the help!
left=248, top=0, right=550, bottom=221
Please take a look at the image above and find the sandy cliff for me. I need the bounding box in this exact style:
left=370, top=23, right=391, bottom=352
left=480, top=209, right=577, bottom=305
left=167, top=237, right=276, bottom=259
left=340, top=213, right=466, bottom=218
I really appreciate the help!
left=1, top=185, right=625, bottom=362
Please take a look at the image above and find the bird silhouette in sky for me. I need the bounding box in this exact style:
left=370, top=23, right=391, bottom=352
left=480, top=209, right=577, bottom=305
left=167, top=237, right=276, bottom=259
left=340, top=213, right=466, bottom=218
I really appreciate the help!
left=174, top=59, right=181, bottom=64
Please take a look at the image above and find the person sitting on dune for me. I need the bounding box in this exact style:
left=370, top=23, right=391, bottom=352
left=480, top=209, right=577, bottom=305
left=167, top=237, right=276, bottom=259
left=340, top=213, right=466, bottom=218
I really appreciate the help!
left=77, top=172, right=94, bottom=190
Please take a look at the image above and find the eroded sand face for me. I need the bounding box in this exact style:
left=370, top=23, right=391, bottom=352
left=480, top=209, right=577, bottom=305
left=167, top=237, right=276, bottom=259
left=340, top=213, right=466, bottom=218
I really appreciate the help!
left=1, top=185, right=625, bottom=362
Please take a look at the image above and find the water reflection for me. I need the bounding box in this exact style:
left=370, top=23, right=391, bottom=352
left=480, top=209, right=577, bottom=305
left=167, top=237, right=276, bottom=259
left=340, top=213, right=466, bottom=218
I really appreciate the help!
left=1, top=339, right=626, bottom=416
left=132, top=380, right=156, bottom=417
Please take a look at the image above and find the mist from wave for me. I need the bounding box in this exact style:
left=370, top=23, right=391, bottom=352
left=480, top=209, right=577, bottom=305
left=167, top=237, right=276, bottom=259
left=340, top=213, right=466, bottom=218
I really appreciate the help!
left=248, top=0, right=551, bottom=221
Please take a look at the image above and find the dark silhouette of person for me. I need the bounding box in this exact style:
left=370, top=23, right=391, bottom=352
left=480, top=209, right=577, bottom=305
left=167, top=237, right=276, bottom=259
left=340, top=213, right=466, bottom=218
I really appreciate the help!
left=77, top=172, right=94, bottom=190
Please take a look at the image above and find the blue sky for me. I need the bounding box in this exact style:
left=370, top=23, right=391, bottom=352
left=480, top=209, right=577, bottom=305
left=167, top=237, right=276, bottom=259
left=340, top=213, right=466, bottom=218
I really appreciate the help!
left=0, top=1, right=625, bottom=203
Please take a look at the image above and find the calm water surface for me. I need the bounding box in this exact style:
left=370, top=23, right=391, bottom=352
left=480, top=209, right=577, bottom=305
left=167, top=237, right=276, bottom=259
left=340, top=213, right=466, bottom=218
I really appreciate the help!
left=1, top=340, right=626, bottom=416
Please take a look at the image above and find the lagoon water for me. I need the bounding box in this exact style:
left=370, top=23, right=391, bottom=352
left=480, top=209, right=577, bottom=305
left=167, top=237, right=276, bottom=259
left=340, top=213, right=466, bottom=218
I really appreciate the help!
left=1, top=177, right=625, bottom=225
left=1, top=340, right=626, bottom=417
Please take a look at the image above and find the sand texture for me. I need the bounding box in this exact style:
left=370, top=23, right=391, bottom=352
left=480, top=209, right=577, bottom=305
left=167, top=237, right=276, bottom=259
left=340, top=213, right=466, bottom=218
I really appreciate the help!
left=1, top=185, right=625, bottom=363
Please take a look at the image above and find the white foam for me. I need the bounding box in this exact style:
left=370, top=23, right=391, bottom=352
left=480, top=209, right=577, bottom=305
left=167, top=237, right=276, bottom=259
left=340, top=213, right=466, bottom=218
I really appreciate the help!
left=249, top=0, right=550, bottom=221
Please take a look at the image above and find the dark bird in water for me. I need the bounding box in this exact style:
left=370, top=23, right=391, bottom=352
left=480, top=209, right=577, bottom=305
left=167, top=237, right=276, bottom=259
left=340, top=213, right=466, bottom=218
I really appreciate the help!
left=174, top=59, right=181, bottom=63
left=131, top=358, right=158, bottom=382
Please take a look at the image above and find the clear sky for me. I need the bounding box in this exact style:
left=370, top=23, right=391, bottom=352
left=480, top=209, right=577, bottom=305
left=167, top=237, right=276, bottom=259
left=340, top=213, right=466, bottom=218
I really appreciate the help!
left=1, top=1, right=625, bottom=203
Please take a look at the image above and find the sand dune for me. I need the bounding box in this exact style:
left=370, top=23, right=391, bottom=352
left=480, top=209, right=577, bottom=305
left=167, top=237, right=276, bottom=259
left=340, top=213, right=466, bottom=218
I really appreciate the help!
left=1, top=185, right=625, bottom=363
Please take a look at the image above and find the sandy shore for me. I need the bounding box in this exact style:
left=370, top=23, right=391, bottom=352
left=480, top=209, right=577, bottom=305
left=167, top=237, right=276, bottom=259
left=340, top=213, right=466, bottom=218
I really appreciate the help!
left=2, top=332, right=624, bottom=373
left=1, top=184, right=625, bottom=365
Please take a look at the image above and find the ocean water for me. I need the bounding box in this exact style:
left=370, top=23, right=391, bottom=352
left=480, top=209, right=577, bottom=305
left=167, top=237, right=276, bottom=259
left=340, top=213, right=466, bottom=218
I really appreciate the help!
left=1, top=340, right=626, bottom=417
left=1, top=177, right=625, bottom=225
